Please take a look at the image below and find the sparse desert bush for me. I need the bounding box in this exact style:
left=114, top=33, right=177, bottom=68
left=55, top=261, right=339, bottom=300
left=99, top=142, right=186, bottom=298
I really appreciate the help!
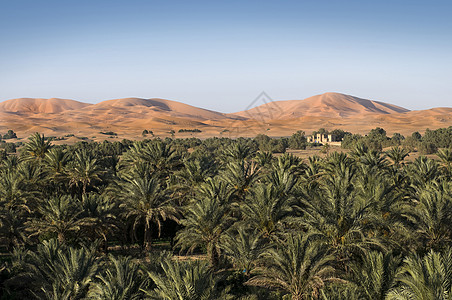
left=288, top=130, right=307, bottom=150
left=0, top=142, right=16, bottom=153
left=178, top=128, right=202, bottom=133
left=2, top=129, right=17, bottom=139
left=100, top=131, right=117, bottom=136
left=402, top=136, right=419, bottom=152
left=422, top=127, right=452, bottom=148
left=418, top=141, right=438, bottom=154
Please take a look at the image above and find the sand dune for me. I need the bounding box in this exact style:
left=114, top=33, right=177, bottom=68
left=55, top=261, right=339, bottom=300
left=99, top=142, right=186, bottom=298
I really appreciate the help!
left=233, top=92, right=410, bottom=120
left=87, top=97, right=232, bottom=121
left=0, top=98, right=90, bottom=114
left=0, top=93, right=450, bottom=140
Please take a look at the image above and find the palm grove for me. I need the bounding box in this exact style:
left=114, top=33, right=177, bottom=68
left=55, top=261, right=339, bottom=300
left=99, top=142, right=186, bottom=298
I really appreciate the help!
left=0, top=129, right=452, bottom=299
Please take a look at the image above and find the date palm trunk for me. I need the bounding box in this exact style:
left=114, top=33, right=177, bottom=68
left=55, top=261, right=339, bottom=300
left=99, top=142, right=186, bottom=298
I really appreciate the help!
left=144, top=219, right=152, bottom=252
left=58, top=231, right=65, bottom=244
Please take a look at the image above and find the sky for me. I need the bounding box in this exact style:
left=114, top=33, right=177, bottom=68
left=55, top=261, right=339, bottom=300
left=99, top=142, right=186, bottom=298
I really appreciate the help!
left=0, top=0, right=451, bottom=112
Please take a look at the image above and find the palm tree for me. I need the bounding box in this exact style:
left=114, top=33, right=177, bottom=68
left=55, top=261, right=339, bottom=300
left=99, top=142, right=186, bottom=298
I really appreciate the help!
left=178, top=158, right=216, bottom=187
left=400, top=183, right=452, bottom=252
left=387, top=248, right=452, bottom=299
left=16, top=161, right=47, bottom=196
left=43, top=147, right=69, bottom=185
left=247, top=234, right=338, bottom=300
left=1, top=154, right=20, bottom=171
left=13, top=239, right=99, bottom=300
left=268, top=158, right=300, bottom=199
left=80, top=193, right=117, bottom=248
left=322, top=152, right=355, bottom=179
left=350, top=142, right=369, bottom=161
left=221, top=142, right=255, bottom=162
left=0, top=207, right=28, bottom=251
left=385, top=163, right=411, bottom=196
left=175, top=193, right=233, bottom=268
left=89, top=255, right=146, bottom=300
left=220, top=227, right=267, bottom=277
left=254, top=151, right=274, bottom=169
left=273, top=153, right=305, bottom=176
left=120, top=140, right=180, bottom=180
left=0, top=168, right=33, bottom=251
left=67, top=149, right=104, bottom=195
left=40, top=246, right=98, bottom=300
left=357, top=150, right=389, bottom=175
left=386, top=147, right=410, bottom=166
left=301, top=156, right=323, bottom=190
left=195, top=177, right=234, bottom=203
left=350, top=251, right=401, bottom=300
left=240, top=184, right=294, bottom=241
left=144, top=257, right=232, bottom=299
left=22, top=132, right=52, bottom=161
left=172, top=157, right=217, bottom=204
left=353, top=172, right=407, bottom=252
left=355, top=170, right=397, bottom=216
left=320, top=283, right=361, bottom=300
left=437, top=148, right=452, bottom=177
left=0, top=168, right=31, bottom=209
left=407, top=156, right=440, bottom=189
left=301, top=153, right=383, bottom=266
left=119, top=175, right=179, bottom=251
left=26, top=195, right=84, bottom=243
left=220, top=160, right=260, bottom=201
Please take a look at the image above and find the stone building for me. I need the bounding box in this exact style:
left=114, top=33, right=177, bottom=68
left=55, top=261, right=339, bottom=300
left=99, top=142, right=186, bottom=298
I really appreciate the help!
left=307, top=133, right=338, bottom=143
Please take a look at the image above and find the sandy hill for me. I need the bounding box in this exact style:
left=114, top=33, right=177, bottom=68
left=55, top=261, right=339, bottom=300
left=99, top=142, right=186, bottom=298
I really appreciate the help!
left=0, top=93, right=450, bottom=139
left=87, top=97, right=233, bottom=121
left=0, top=98, right=90, bottom=114
left=233, top=92, right=410, bottom=120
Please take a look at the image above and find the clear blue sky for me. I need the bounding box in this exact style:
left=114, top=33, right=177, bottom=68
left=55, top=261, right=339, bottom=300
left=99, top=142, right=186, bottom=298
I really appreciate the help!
left=1, top=0, right=451, bottom=112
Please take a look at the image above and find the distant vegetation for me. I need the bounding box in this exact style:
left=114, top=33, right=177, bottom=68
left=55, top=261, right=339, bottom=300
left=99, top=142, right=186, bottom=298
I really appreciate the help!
left=0, top=128, right=451, bottom=299
left=100, top=131, right=118, bottom=136
left=312, top=128, right=351, bottom=141
left=178, top=128, right=202, bottom=133
left=342, top=126, right=452, bottom=155
left=0, top=142, right=16, bottom=153
left=142, top=129, right=154, bottom=137
left=1, top=129, right=17, bottom=140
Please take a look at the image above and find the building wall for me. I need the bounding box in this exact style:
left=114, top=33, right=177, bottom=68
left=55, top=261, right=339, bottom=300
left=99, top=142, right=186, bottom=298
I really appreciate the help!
left=307, top=133, right=339, bottom=143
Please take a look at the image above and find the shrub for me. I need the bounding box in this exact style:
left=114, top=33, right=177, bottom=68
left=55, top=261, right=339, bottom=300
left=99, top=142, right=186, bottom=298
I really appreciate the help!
left=271, top=139, right=288, bottom=153
left=100, top=131, right=117, bottom=136
left=178, top=129, right=202, bottom=133
left=422, top=127, right=452, bottom=148
left=365, top=139, right=383, bottom=151
left=330, top=129, right=351, bottom=141
left=402, top=136, right=419, bottom=152
left=289, top=131, right=307, bottom=150
left=412, top=131, right=422, bottom=140
left=389, top=133, right=405, bottom=146
left=0, top=149, right=6, bottom=161
left=418, top=141, right=437, bottom=155
left=254, top=134, right=272, bottom=151
left=312, top=128, right=328, bottom=136
left=342, top=134, right=363, bottom=149
left=3, top=129, right=17, bottom=139
left=142, top=130, right=154, bottom=137
left=4, top=142, right=16, bottom=153
left=321, top=143, right=331, bottom=154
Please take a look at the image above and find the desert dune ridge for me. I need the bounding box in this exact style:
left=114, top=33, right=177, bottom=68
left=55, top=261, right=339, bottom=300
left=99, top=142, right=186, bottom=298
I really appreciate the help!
left=0, top=92, right=450, bottom=139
